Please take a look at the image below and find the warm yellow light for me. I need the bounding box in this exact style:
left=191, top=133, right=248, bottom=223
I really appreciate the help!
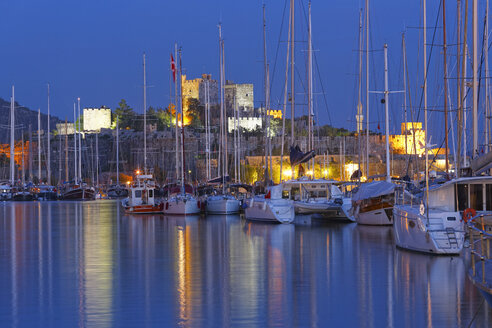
left=126, top=181, right=130, bottom=185
left=283, top=169, right=292, bottom=177
left=322, top=169, right=328, bottom=176
left=135, top=170, right=141, bottom=175
left=307, top=170, right=313, bottom=176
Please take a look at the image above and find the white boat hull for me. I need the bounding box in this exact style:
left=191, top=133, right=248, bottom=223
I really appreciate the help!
left=206, top=197, right=240, bottom=214
left=356, top=206, right=393, bottom=225
left=393, top=205, right=464, bottom=255
left=244, top=198, right=294, bottom=224
left=163, top=198, right=200, bottom=215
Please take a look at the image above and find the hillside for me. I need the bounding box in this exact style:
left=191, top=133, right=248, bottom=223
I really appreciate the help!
left=0, top=97, right=62, bottom=143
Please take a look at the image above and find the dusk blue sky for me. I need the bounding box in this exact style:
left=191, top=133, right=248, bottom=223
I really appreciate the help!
left=1, top=0, right=487, bottom=147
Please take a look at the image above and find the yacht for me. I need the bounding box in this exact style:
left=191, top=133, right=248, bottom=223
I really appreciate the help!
left=244, top=184, right=295, bottom=224
left=282, top=178, right=355, bottom=222
left=122, top=174, right=163, bottom=214
left=351, top=181, right=396, bottom=225
left=392, top=177, right=492, bottom=254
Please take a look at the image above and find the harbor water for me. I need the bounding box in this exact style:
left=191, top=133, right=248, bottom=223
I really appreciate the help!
left=0, top=200, right=491, bottom=327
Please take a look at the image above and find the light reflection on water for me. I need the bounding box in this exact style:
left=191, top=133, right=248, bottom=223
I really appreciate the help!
left=0, top=201, right=491, bottom=327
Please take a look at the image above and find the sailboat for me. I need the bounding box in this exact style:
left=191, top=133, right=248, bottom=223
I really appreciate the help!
left=60, top=99, right=95, bottom=200
left=351, top=44, right=396, bottom=226
left=162, top=45, right=200, bottom=216
left=244, top=5, right=294, bottom=224
left=393, top=1, right=467, bottom=254
left=206, top=24, right=241, bottom=215
left=107, top=116, right=128, bottom=198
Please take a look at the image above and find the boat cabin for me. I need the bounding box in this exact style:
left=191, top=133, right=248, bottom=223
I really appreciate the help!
left=282, top=179, right=342, bottom=201
left=129, top=174, right=156, bottom=207
left=426, top=177, right=492, bottom=212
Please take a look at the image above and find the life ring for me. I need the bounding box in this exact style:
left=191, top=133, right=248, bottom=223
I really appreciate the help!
left=463, top=208, right=477, bottom=223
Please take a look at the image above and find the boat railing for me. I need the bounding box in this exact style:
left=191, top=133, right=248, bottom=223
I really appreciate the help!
left=468, top=214, right=492, bottom=287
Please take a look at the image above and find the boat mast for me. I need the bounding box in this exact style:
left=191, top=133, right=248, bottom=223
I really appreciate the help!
left=219, top=24, right=226, bottom=193
left=95, top=132, right=99, bottom=187
left=234, top=94, right=237, bottom=182
left=65, top=117, right=68, bottom=182
left=143, top=52, right=147, bottom=174
left=179, top=48, right=185, bottom=192
left=47, top=83, right=51, bottom=185
left=443, top=0, right=449, bottom=174
left=116, top=116, right=119, bottom=185
left=308, top=1, right=315, bottom=177
left=383, top=44, right=390, bottom=183
left=457, top=0, right=462, bottom=174
left=73, top=103, right=77, bottom=182
left=464, top=45, right=468, bottom=167
left=263, top=5, right=270, bottom=184
left=486, top=0, right=490, bottom=153
left=357, top=9, right=363, bottom=184
left=21, top=132, right=25, bottom=186
left=205, top=79, right=210, bottom=182
left=280, top=4, right=292, bottom=182
left=77, top=97, right=82, bottom=181
left=290, top=0, right=295, bottom=150
left=174, top=44, right=179, bottom=183
left=28, top=124, right=32, bottom=182
left=38, top=107, right=42, bottom=182
left=365, top=0, right=370, bottom=179
left=10, top=86, right=15, bottom=185
left=424, top=0, right=429, bottom=212
left=473, top=0, right=478, bottom=158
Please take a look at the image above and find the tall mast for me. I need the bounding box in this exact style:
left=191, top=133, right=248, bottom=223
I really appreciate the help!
left=28, top=124, right=33, bottom=182
left=234, top=94, right=237, bottom=182
left=443, top=0, right=449, bottom=174
left=38, top=107, right=42, bottom=181
left=73, top=103, right=77, bottom=181
left=205, top=80, right=210, bottom=181
left=47, top=83, right=51, bottom=185
left=263, top=5, right=270, bottom=183
left=357, top=9, right=363, bottom=183
left=486, top=0, right=490, bottom=153
left=21, top=132, right=25, bottom=185
left=143, top=52, right=147, bottom=173
left=116, top=116, right=119, bottom=185
left=179, top=48, right=185, bottom=191
left=219, top=24, right=226, bottom=192
left=280, top=2, right=292, bottom=182
left=222, top=31, right=228, bottom=188
left=402, top=33, right=408, bottom=156
left=473, top=0, right=478, bottom=158
left=65, top=118, right=68, bottom=182
left=457, top=0, right=462, bottom=173
left=384, top=44, right=390, bottom=182
left=308, top=1, right=314, bottom=176
left=464, top=45, right=469, bottom=166
left=424, top=0, right=429, bottom=206
left=365, top=0, right=370, bottom=178
left=10, top=86, right=15, bottom=185
left=77, top=98, right=82, bottom=181
left=290, top=0, right=295, bottom=147
left=174, top=44, right=179, bottom=182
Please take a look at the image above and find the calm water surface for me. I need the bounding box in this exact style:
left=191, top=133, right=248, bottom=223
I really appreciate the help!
left=0, top=200, right=491, bottom=327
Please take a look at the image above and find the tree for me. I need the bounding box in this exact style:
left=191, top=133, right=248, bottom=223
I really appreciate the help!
left=186, top=98, right=204, bottom=128
left=113, top=99, right=135, bottom=129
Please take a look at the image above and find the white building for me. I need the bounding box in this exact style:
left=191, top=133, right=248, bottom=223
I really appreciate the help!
left=227, top=117, right=262, bottom=133
left=83, top=106, right=112, bottom=132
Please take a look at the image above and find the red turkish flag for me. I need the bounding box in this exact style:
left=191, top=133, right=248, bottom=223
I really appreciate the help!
left=171, top=54, right=176, bottom=82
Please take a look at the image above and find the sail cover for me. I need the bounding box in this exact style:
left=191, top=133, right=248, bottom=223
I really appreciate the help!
left=290, top=145, right=316, bottom=167
left=351, top=181, right=395, bottom=201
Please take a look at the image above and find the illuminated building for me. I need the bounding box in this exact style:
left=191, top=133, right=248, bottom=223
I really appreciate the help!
left=83, top=106, right=112, bottom=132
left=389, top=122, right=426, bottom=155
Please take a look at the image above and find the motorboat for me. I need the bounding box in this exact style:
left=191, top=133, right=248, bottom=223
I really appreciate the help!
left=351, top=181, right=396, bottom=226
left=12, top=188, right=35, bottom=201
left=282, top=178, right=355, bottom=222
left=206, top=194, right=241, bottom=214
left=122, top=174, right=163, bottom=214
left=244, top=184, right=295, bottom=224
left=391, top=177, right=492, bottom=254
